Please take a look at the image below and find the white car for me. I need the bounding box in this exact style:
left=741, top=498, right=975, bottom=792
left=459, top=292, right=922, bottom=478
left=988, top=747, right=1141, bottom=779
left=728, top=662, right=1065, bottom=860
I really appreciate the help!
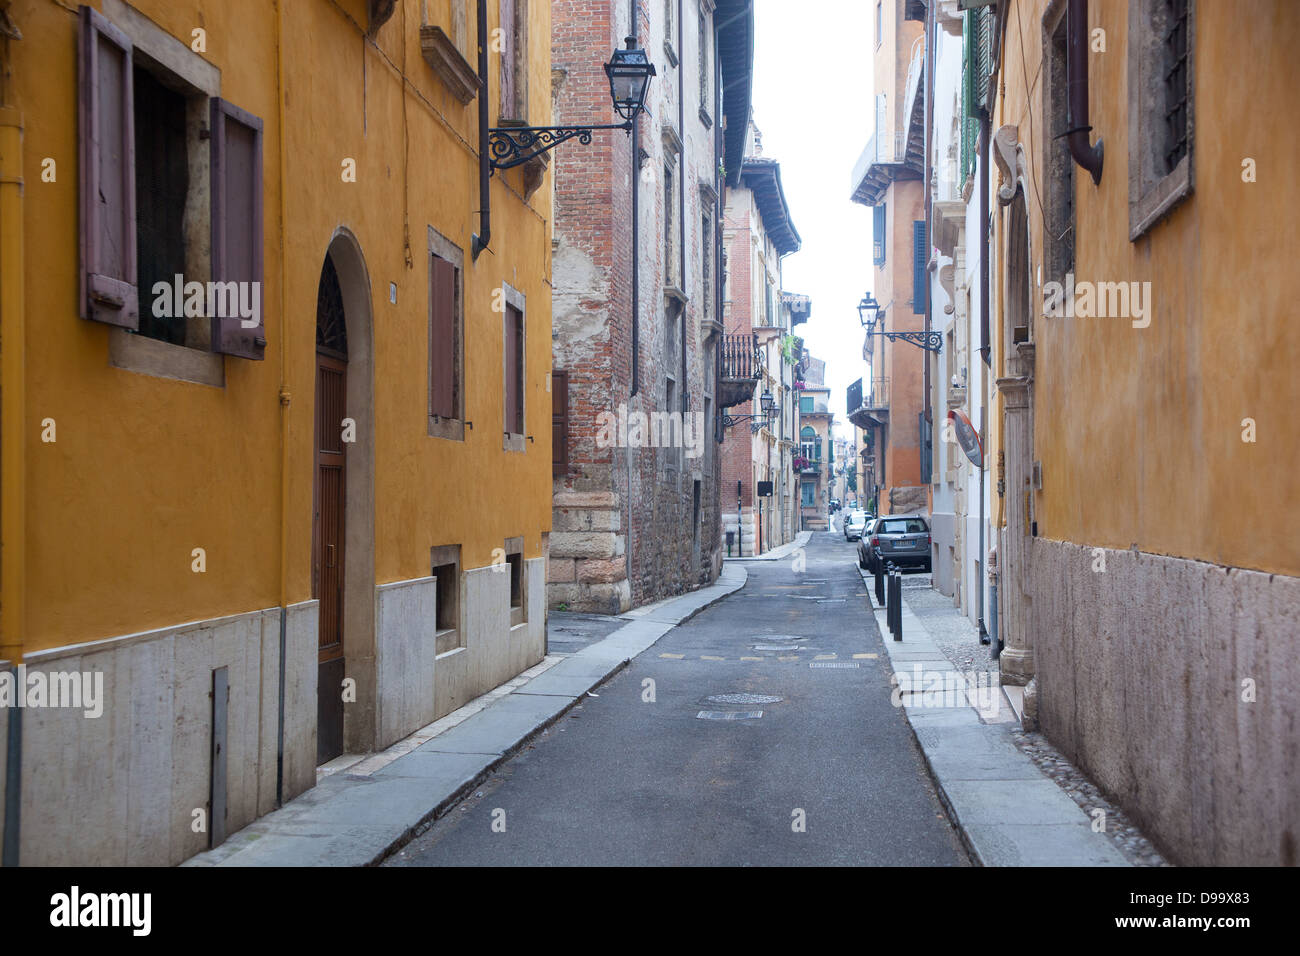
left=843, top=510, right=869, bottom=541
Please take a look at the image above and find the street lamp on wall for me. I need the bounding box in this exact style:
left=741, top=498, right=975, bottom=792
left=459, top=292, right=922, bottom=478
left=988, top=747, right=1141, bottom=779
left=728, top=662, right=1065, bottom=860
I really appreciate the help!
left=723, top=387, right=776, bottom=431
left=488, top=38, right=655, bottom=171
left=858, top=292, right=943, bottom=353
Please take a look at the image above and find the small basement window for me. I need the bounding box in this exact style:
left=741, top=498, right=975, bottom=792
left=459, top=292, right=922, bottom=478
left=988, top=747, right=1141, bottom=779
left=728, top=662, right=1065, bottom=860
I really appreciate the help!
left=431, top=545, right=462, bottom=656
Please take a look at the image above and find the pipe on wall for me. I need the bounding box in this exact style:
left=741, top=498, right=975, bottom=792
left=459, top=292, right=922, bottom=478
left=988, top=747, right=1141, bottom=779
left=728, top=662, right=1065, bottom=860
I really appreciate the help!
left=1065, top=0, right=1103, bottom=184
left=472, top=0, right=491, bottom=257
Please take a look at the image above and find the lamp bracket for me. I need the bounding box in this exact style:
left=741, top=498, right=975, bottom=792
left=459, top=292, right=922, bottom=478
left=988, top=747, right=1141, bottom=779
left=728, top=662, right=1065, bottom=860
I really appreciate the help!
left=489, top=123, right=632, bottom=171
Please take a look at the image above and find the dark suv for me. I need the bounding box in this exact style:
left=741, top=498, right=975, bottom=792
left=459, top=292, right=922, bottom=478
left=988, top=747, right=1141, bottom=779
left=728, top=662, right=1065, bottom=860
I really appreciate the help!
left=858, top=514, right=931, bottom=573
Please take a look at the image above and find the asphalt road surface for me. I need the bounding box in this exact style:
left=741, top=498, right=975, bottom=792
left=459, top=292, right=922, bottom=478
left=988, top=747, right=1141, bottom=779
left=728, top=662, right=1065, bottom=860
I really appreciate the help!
left=386, top=530, right=969, bottom=866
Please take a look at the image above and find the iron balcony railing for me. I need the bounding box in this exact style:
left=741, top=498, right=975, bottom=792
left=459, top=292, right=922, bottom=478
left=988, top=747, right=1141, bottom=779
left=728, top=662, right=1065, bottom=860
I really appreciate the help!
left=721, top=332, right=762, bottom=381
left=848, top=377, right=889, bottom=416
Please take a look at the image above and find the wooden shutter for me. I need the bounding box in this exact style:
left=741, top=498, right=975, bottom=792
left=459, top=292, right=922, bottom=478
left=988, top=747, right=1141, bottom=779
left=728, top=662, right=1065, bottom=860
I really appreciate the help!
left=499, top=0, right=516, bottom=118
left=210, top=98, right=265, bottom=359
left=552, top=370, right=568, bottom=476
left=79, top=5, right=138, bottom=328
left=504, top=305, right=523, bottom=435
left=913, top=220, right=927, bottom=315
left=429, top=255, right=457, bottom=419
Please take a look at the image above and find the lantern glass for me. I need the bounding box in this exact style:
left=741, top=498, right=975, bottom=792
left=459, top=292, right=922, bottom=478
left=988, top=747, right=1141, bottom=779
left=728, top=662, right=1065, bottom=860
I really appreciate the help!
left=605, top=39, right=656, bottom=121
left=760, top=389, right=775, bottom=419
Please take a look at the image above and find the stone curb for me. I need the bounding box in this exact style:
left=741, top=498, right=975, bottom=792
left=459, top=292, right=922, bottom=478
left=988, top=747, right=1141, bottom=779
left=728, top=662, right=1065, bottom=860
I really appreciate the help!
left=723, top=530, right=813, bottom=562
left=186, top=564, right=748, bottom=867
left=857, top=567, right=1129, bottom=868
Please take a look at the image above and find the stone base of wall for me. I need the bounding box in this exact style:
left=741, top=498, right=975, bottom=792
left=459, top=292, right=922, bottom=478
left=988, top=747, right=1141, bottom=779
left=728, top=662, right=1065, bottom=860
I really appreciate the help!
left=9, top=602, right=318, bottom=866
left=548, top=491, right=631, bottom=613
left=1030, top=538, right=1300, bottom=866
left=930, top=510, right=955, bottom=596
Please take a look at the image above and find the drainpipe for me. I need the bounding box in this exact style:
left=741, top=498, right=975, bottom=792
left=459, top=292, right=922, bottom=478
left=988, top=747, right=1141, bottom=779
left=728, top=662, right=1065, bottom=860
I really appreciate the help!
left=471, top=0, right=491, bottom=258
left=626, top=2, right=640, bottom=601
left=0, top=96, right=24, bottom=865
left=273, top=0, right=291, bottom=806
left=1064, top=0, right=1102, bottom=184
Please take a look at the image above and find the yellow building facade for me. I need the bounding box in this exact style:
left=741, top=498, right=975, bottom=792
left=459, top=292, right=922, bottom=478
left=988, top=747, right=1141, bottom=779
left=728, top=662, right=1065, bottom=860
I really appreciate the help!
left=0, top=0, right=553, bottom=864
left=990, top=0, right=1300, bottom=864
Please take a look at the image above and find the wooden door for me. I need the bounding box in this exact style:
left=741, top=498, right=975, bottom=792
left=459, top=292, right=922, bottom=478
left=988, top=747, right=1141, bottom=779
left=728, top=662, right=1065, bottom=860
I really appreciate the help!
left=314, top=353, right=347, bottom=764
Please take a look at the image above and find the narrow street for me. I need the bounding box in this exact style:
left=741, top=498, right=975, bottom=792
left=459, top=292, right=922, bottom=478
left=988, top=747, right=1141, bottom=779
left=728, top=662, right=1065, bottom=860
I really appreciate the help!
left=388, top=530, right=968, bottom=866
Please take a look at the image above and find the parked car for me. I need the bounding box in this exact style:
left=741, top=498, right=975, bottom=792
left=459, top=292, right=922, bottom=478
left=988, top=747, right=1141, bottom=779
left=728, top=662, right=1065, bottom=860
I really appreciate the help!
left=843, top=509, right=869, bottom=541
left=859, top=514, right=931, bottom=572
left=856, top=517, right=878, bottom=568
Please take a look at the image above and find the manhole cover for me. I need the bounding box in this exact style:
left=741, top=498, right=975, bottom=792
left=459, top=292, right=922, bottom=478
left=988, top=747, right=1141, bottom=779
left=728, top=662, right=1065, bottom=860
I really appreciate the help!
left=810, top=662, right=859, bottom=669
left=696, top=710, right=763, bottom=720
left=706, top=693, right=783, bottom=705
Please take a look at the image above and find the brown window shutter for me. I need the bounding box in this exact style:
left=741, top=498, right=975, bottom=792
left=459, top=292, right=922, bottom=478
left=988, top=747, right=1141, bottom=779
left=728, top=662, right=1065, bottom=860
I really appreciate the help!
left=210, top=98, right=265, bottom=360
left=499, top=0, right=516, bottom=117
left=429, top=255, right=457, bottom=418
left=78, top=5, right=139, bottom=329
left=505, top=305, right=522, bottom=435
left=552, top=370, right=568, bottom=476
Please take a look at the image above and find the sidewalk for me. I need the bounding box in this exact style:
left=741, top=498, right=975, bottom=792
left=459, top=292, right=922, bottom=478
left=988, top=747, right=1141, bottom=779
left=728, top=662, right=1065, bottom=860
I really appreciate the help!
left=724, top=530, right=812, bottom=562
left=186, top=563, right=747, bottom=867
left=859, top=566, right=1130, bottom=867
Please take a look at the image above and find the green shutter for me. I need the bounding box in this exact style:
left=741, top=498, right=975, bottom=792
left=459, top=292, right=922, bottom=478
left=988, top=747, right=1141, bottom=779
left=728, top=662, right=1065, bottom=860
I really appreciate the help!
left=913, top=220, right=927, bottom=315
left=873, top=204, right=887, bottom=265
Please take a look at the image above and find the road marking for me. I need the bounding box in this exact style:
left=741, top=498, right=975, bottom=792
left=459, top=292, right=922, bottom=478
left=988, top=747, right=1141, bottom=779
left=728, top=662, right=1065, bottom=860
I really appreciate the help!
left=814, top=654, right=837, bottom=660
left=701, top=655, right=725, bottom=661
left=778, top=655, right=800, bottom=662
left=739, top=656, right=763, bottom=661
left=696, top=710, right=763, bottom=720
left=810, top=662, right=860, bottom=669
left=853, top=653, right=878, bottom=659
left=659, top=653, right=684, bottom=659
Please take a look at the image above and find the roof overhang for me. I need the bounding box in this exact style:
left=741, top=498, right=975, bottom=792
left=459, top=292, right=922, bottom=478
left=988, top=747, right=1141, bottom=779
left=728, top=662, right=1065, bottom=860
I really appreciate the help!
left=741, top=159, right=801, bottom=255
left=716, top=0, right=755, bottom=188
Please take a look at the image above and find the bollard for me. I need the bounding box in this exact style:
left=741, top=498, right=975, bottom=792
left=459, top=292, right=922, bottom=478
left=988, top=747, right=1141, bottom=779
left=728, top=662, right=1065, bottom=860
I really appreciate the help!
left=890, top=569, right=903, bottom=641
left=874, top=561, right=885, bottom=607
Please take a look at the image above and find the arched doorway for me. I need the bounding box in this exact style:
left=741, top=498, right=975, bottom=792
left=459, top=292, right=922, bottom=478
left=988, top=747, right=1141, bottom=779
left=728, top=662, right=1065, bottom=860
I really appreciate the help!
left=314, top=254, right=348, bottom=763
left=312, top=231, right=376, bottom=763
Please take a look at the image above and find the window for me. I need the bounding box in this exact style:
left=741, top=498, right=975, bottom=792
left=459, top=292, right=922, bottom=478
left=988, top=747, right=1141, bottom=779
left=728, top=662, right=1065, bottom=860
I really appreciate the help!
left=1127, top=0, right=1195, bottom=239
left=873, top=203, right=886, bottom=265
left=802, top=481, right=815, bottom=507
left=428, top=227, right=465, bottom=440
left=498, top=0, right=528, bottom=122
left=431, top=545, right=462, bottom=656
left=664, top=0, right=677, bottom=64
left=504, top=536, right=526, bottom=627
left=1042, top=3, right=1075, bottom=285
left=79, top=6, right=263, bottom=367
left=664, top=162, right=677, bottom=286
left=693, top=480, right=702, bottom=541
left=701, top=209, right=713, bottom=321
left=698, top=10, right=710, bottom=116
left=502, top=283, right=526, bottom=449
left=876, top=1, right=883, bottom=47
left=552, top=370, right=569, bottom=477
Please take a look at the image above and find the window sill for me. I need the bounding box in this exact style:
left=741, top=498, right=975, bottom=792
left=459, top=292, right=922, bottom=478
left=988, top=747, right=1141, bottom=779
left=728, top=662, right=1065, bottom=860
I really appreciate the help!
left=109, top=328, right=225, bottom=388
left=503, top=432, right=526, bottom=453
left=1129, top=156, right=1192, bottom=241
left=419, top=25, right=479, bottom=105
left=663, top=40, right=678, bottom=69
left=434, top=628, right=461, bottom=657
left=509, top=607, right=526, bottom=629
left=698, top=106, right=712, bottom=129
left=428, top=416, right=466, bottom=441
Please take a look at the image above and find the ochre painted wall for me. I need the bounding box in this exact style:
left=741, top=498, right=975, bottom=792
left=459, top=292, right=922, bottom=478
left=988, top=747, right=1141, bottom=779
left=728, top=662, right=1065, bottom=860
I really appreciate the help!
left=5, top=0, right=553, bottom=654
left=994, top=0, right=1300, bottom=576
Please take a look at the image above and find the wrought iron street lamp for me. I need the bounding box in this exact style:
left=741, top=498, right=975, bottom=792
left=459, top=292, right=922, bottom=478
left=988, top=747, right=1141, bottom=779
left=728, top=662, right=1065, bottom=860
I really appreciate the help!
left=857, top=292, right=942, bottom=353
left=488, top=38, right=655, bottom=171
left=723, top=387, right=776, bottom=430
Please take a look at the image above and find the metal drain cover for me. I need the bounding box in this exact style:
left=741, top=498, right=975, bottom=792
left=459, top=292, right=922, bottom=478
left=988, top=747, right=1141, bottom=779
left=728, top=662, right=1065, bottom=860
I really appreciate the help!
left=810, top=662, right=860, bottom=669
left=696, top=710, right=763, bottom=720
left=706, top=693, right=783, bottom=705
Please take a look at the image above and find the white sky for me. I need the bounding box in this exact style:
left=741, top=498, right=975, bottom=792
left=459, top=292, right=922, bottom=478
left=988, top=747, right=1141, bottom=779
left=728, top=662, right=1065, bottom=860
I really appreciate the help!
left=750, top=0, right=876, bottom=441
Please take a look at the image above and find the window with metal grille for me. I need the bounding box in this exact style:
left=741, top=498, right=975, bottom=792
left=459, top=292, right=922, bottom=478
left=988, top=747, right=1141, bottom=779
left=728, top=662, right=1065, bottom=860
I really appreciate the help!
left=1042, top=3, right=1075, bottom=285
left=1128, top=0, right=1195, bottom=239
left=1160, top=0, right=1189, bottom=174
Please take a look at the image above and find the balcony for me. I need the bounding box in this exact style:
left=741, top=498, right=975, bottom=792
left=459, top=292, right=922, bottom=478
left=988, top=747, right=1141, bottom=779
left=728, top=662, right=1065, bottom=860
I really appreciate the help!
left=849, top=42, right=926, bottom=208
left=719, top=332, right=762, bottom=408
left=846, top=376, right=889, bottom=427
